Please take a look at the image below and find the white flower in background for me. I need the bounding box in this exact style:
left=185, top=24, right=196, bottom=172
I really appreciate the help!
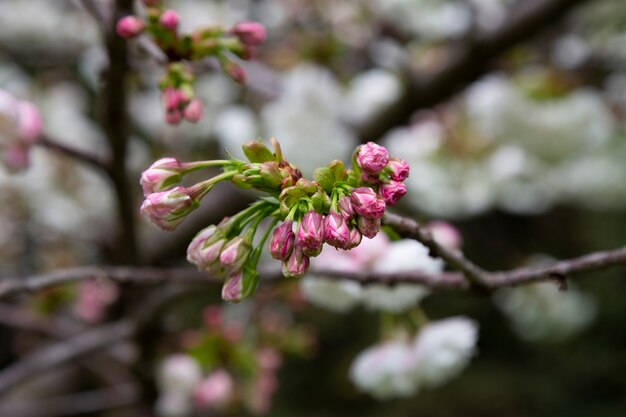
left=466, top=75, right=615, bottom=161
left=0, top=1, right=99, bottom=51
left=156, top=354, right=203, bottom=417
left=300, top=278, right=363, bottom=313
left=261, top=64, right=356, bottom=176
left=370, top=0, right=471, bottom=40
left=170, top=0, right=251, bottom=32
left=158, top=354, right=203, bottom=394
left=362, top=240, right=442, bottom=312
left=302, top=235, right=442, bottom=312
left=349, top=316, right=478, bottom=399
left=342, top=69, right=402, bottom=124
left=349, top=339, right=419, bottom=399
left=411, top=316, right=479, bottom=387
left=494, top=282, right=597, bottom=342
left=552, top=34, right=590, bottom=69
left=214, top=106, right=259, bottom=160
left=467, top=0, right=511, bottom=31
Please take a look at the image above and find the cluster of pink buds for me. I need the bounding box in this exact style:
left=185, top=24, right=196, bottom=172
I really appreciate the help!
left=140, top=138, right=409, bottom=303
left=0, top=89, right=42, bottom=171
left=117, top=0, right=267, bottom=125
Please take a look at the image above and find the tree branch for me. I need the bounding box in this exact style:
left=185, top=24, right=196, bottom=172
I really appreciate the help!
left=37, top=134, right=111, bottom=174
left=358, top=0, right=591, bottom=141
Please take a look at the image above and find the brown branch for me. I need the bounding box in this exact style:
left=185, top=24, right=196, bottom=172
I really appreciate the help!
left=0, top=286, right=188, bottom=397
left=358, top=0, right=592, bottom=141
left=37, top=135, right=111, bottom=174
left=101, top=0, right=138, bottom=264
left=383, top=212, right=489, bottom=287
left=0, top=383, right=139, bottom=417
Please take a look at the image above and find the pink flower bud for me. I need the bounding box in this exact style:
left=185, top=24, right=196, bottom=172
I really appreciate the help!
left=140, top=186, right=195, bottom=231
left=194, top=370, right=233, bottom=409
left=350, top=187, right=386, bottom=219
left=225, top=62, right=246, bottom=83
left=183, top=99, right=203, bottom=123
left=3, top=145, right=30, bottom=171
left=323, top=211, right=351, bottom=249
left=232, top=21, right=267, bottom=46
left=187, top=225, right=226, bottom=272
left=357, top=142, right=389, bottom=174
left=297, top=210, right=324, bottom=257
left=165, top=109, right=182, bottom=125
left=347, top=227, right=362, bottom=249
left=379, top=181, right=407, bottom=206
left=162, top=88, right=186, bottom=112
left=219, top=236, right=251, bottom=273
left=202, top=305, right=222, bottom=328
left=338, top=196, right=354, bottom=220
left=282, top=246, right=309, bottom=278
left=387, top=157, right=410, bottom=181
left=221, top=271, right=243, bottom=302
left=357, top=216, right=381, bottom=239
left=428, top=221, right=463, bottom=249
left=361, top=170, right=381, bottom=184
left=17, top=102, right=41, bottom=144
left=269, top=221, right=295, bottom=260
left=221, top=267, right=259, bottom=303
left=140, top=157, right=184, bottom=196
left=160, top=9, right=180, bottom=31
left=116, top=16, right=145, bottom=38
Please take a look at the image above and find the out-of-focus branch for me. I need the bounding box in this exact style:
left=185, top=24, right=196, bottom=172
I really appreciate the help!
left=0, top=383, right=139, bottom=417
left=38, top=134, right=111, bottom=174
left=0, top=286, right=188, bottom=397
left=101, top=0, right=138, bottom=264
left=0, top=266, right=213, bottom=299
left=358, top=0, right=592, bottom=141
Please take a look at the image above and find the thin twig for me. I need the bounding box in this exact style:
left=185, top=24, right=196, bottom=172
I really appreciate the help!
left=0, top=383, right=139, bottom=417
left=38, top=135, right=111, bottom=174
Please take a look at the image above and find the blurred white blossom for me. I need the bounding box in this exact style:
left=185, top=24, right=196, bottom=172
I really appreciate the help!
left=494, top=282, right=597, bottom=342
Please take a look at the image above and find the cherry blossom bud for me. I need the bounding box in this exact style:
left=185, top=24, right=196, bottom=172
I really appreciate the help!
left=3, top=146, right=30, bottom=171
left=297, top=210, right=324, bottom=257
left=17, top=102, right=41, bottom=144
left=165, top=109, right=182, bottom=125
left=140, top=186, right=196, bottom=231
left=282, top=246, right=309, bottom=278
left=116, top=16, right=145, bottom=38
left=269, top=221, right=295, bottom=260
left=202, top=305, right=222, bottom=328
left=324, top=211, right=351, bottom=249
left=232, top=21, right=267, bottom=45
left=428, top=221, right=463, bottom=249
left=338, top=196, right=354, bottom=220
left=357, top=216, right=381, bottom=239
left=160, top=9, right=180, bottom=31
left=183, top=99, right=203, bottom=123
left=347, top=227, right=362, bottom=249
left=225, top=62, right=246, bottom=83
left=219, top=236, right=251, bottom=273
left=387, top=157, right=410, bottom=182
left=357, top=142, right=389, bottom=173
left=162, top=88, right=186, bottom=112
left=350, top=187, right=386, bottom=219
left=221, top=267, right=259, bottom=303
left=140, top=157, right=183, bottom=196
left=187, top=225, right=226, bottom=272
left=379, top=181, right=407, bottom=206
left=194, top=370, right=234, bottom=409
left=361, top=170, right=381, bottom=184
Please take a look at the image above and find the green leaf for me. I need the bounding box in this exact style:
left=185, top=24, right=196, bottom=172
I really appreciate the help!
left=313, top=167, right=335, bottom=194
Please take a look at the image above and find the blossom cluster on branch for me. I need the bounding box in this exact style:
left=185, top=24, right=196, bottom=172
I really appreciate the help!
left=117, top=0, right=266, bottom=124
left=140, top=139, right=410, bottom=302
